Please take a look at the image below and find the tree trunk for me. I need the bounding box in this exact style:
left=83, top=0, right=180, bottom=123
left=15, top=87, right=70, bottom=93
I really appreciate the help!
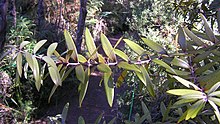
left=37, top=0, right=44, bottom=29
left=0, top=0, right=7, bottom=53
left=76, top=0, right=87, bottom=53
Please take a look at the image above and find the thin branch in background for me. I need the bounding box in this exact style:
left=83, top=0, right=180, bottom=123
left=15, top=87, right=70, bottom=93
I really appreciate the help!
left=11, top=0, right=16, bottom=27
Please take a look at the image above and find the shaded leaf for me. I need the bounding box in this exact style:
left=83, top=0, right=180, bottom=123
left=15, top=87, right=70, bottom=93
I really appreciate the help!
left=75, top=65, right=85, bottom=83
left=195, top=62, right=216, bottom=74
left=97, top=64, right=112, bottom=73
left=16, top=52, right=23, bottom=77
left=124, top=39, right=145, bottom=55
left=61, top=102, right=69, bottom=124
left=20, top=41, right=30, bottom=49
left=171, top=57, right=190, bottom=69
left=48, top=85, right=58, bottom=103
left=94, top=113, right=103, bottom=124
left=85, top=28, right=98, bottom=59
left=199, top=70, right=220, bottom=89
left=62, top=67, right=74, bottom=81
left=116, top=70, right=127, bottom=88
left=172, top=99, right=198, bottom=108
left=47, top=42, right=58, bottom=56
left=101, top=33, right=116, bottom=61
left=193, top=51, right=211, bottom=63
left=176, top=27, right=187, bottom=52
left=183, top=27, right=205, bottom=46
left=64, top=29, right=78, bottom=61
left=34, top=40, right=47, bottom=54
left=114, top=49, right=129, bottom=61
left=173, top=76, right=201, bottom=90
left=108, top=117, right=116, bottom=124
left=78, top=116, right=85, bottom=124
left=141, top=101, right=152, bottom=123
left=142, top=38, right=166, bottom=54
left=160, top=102, right=166, bottom=118
left=79, top=67, right=90, bottom=107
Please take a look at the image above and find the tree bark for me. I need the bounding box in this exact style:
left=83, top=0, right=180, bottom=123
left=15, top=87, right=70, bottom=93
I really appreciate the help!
left=11, top=0, right=16, bottom=27
left=0, top=0, right=7, bottom=53
left=37, top=0, right=44, bottom=29
left=76, top=0, right=87, bottom=53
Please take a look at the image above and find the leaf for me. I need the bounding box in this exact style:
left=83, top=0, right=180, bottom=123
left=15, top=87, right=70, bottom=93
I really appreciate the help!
left=172, top=99, right=198, bottom=108
left=209, top=97, right=220, bottom=107
left=108, top=117, right=116, bottom=124
left=193, top=51, right=211, bottom=63
left=123, top=39, right=145, bottom=55
left=141, top=38, right=166, bottom=54
left=195, top=62, right=216, bottom=74
left=171, top=57, right=190, bottom=69
left=186, top=100, right=205, bottom=120
left=32, top=56, right=41, bottom=91
left=48, top=85, right=58, bottom=103
left=101, top=33, right=116, bottom=61
left=178, top=110, right=187, bottom=123
left=199, top=13, right=219, bottom=42
left=61, top=102, right=69, bottom=124
left=153, top=59, right=176, bottom=74
left=166, top=69, right=190, bottom=76
left=62, top=67, right=74, bottom=81
left=114, top=36, right=123, bottom=48
left=65, top=50, right=73, bottom=62
left=16, top=52, right=23, bottom=77
left=104, top=73, right=114, bottom=107
left=34, top=40, right=47, bottom=54
left=19, top=41, right=30, bottom=49
left=78, top=116, right=85, bottom=124
left=116, top=70, right=127, bottom=88
left=209, top=91, right=220, bottom=97
left=75, top=65, right=85, bottom=83
left=25, top=52, right=33, bottom=70
left=141, top=101, right=152, bottom=123
left=160, top=102, right=166, bottom=118
left=208, top=100, right=220, bottom=123
left=166, top=89, right=203, bottom=96
left=23, top=63, right=28, bottom=79
left=78, top=54, right=87, bottom=63
left=64, top=29, right=78, bottom=61
left=114, top=49, right=129, bottom=61
left=79, top=67, right=90, bottom=107
left=117, top=61, right=141, bottom=72
left=173, top=76, right=201, bottom=90
left=42, top=56, right=56, bottom=68
left=208, top=82, right=220, bottom=94
left=98, top=54, right=105, bottom=63
left=183, top=27, right=205, bottom=46
left=176, top=27, right=187, bottom=52
left=199, top=70, right=220, bottom=89
left=94, top=113, right=103, bottom=124
left=47, top=42, right=58, bottom=56
left=48, top=66, right=62, bottom=86
left=97, top=64, right=112, bottom=73
left=85, top=28, right=98, bottom=59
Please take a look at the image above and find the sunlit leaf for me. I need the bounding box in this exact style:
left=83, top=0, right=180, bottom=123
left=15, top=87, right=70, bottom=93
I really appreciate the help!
left=178, top=110, right=187, bottom=123
left=153, top=59, right=176, bottom=74
left=209, top=97, right=220, bottom=107
left=114, top=49, right=129, bottom=61
left=173, top=76, right=201, bottom=90
left=114, top=37, right=123, bottom=48
left=166, top=69, right=190, bottom=76
left=19, top=41, right=30, bottom=49
left=75, top=65, right=85, bottom=83
left=98, top=54, right=105, bottom=63
left=199, top=13, right=219, bottom=42
left=141, top=101, right=152, bottom=123
left=78, top=54, right=87, bottom=63
left=48, top=66, right=62, bottom=86
left=32, top=56, right=41, bottom=91
left=124, top=39, right=145, bottom=55
left=176, top=27, right=187, bottom=52
left=167, top=89, right=203, bottom=96
left=34, top=40, right=47, bottom=54
left=101, top=33, right=116, bottom=61
left=47, top=42, right=58, bottom=56
left=209, top=91, right=220, bottom=97
left=186, top=100, right=205, bottom=120
left=97, top=64, right=112, bottom=73
left=183, top=27, right=205, bottom=46
left=117, top=62, right=141, bottom=72
left=16, top=52, right=23, bottom=77
left=171, top=57, right=189, bottom=69
left=85, top=28, right=98, bottom=59
left=142, top=38, right=166, bottom=54
left=42, top=56, right=56, bottom=68
left=208, top=100, right=220, bottom=123
left=79, top=67, right=90, bottom=107
left=208, top=82, right=220, bottom=94
left=104, top=73, right=114, bottom=107
left=64, top=29, right=78, bottom=61
left=25, top=52, right=33, bottom=70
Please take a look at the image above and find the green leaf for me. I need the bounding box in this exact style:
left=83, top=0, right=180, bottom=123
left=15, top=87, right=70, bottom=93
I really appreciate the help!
left=160, top=102, right=166, bottom=118
left=166, top=69, right=190, bottom=76
left=116, top=70, right=127, bottom=88
left=104, top=73, right=114, bottom=107
left=180, top=94, right=206, bottom=99
left=108, top=117, right=116, bottom=124
left=117, top=62, right=141, bottom=72
left=16, top=52, right=23, bottom=77
left=173, top=76, right=201, bottom=90
left=183, top=27, right=205, bottom=46
left=75, top=65, right=85, bottom=83
left=47, top=42, right=58, bottom=56
left=172, top=99, right=198, bottom=108
left=208, top=100, right=220, bottom=123
left=64, top=29, right=78, bottom=61
left=48, top=85, right=58, bottom=103
left=193, top=51, right=211, bottom=63
left=32, top=56, right=41, bottom=91
left=199, top=13, right=219, bottom=42
left=199, top=70, right=220, bottom=89
left=34, top=40, right=47, bottom=54
left=141, top=101, right=152, bottom=123
left=166, top=89, right=203, bottom=96
left=61, top=102, right=69, bottom=124
left=78, top=54, right=87, bottom=63
left=209, top=97, right=220, bottom=107
left=65, top=50, right=73, bottom=62
left=94, top=113, right=103, bottom=124
left=178, top=110, right=187, bottom=123
left=153, top=59, right=176, bottom=74
left=79, top=67, right=90, bottom=107
left=85, top=28, right=98, bottom=59
left=171, top=57, right=190, bottom=69
left=124, top=39, right=145, bottom=55
left=78, top=116, right=85, bottom=124
left=42, top=56, right=57, bottom=68
left=48, top=66, right=62, bottom=86
left=25, top=52, right=33, bottom=70
left=62, top=67, right=74, bottom=81
left=186, top=100, right=205, bottom=120
left=208, top=82, right=220, bottom=94
left=142, top=38, right=166, bottom=54
left=176, top=27, right=187, bottom=52
left=98, top=54, right=105, bottom=63
left=97, top=64, right=112, bottom=73
left=101, top=33, right=116, bottom=61
left=19, top=41, right=30, bottom=49
left=209, top=91, right=220, bottom=97
left=114, top=49, right=129, bottom=61
left=195, top=62, right=216, bottom=75
left=114, top=36, right=123, bottom=48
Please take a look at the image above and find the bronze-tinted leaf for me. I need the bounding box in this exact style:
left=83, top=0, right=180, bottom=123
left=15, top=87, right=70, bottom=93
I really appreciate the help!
left=101, top=33, right=116, bottom=61
left=16, top=52, right=23, bottom=77
left=116, top=70, right=127, bottom=88
left=34, top=40, right=47, bottom=54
